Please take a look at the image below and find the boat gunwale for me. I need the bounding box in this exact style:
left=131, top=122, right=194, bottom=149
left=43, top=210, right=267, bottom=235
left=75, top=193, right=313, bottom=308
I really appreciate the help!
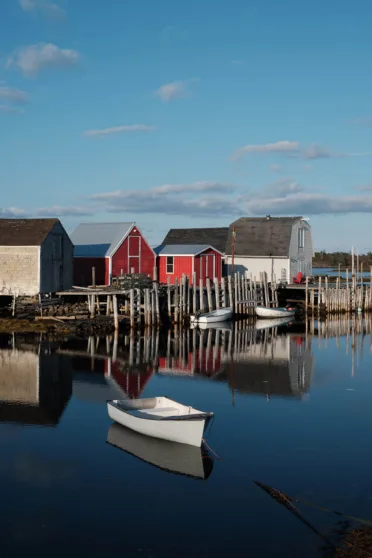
left=107, top=400, right=214, bottom=422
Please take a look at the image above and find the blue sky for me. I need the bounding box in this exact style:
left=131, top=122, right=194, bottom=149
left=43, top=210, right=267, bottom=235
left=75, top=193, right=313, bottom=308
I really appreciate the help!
left=1, top=0, right=372, bottom=251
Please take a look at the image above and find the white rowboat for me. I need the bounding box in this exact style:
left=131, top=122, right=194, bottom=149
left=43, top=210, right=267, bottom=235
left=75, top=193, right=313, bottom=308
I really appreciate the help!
left=107, top=423, right=214, bottom=480
left=190, top=307, right=233, bottom=324
left=107, top=397, right=213, bottom=447
left=255, top=306, right=296, bottom=319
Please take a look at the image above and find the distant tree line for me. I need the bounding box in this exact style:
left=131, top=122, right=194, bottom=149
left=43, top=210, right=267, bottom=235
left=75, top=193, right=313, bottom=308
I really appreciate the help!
left=313, top=251, right=372, bottom=268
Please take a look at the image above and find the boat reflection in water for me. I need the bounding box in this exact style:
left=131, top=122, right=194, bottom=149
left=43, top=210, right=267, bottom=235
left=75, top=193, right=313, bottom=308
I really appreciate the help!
left=107, top=423, right=214, bottom=480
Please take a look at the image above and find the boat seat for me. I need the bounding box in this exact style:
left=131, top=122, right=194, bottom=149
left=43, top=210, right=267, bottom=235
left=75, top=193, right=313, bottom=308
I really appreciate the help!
left=139, top=407, right=180, bottom=416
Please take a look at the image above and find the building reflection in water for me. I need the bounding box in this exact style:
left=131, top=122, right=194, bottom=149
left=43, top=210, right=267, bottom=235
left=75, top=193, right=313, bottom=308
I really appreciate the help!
left=0, top=320, right=317, bottom=419
left=0, top=334, right=72, bottom=426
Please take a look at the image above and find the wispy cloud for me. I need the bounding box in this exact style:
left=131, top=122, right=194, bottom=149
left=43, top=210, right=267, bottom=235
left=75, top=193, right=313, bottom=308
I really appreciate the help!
left=154, top=79, right=197, bottom=102
left=231, top=59, right=245, bottom=66
left=269, top=163, right=282, bottom=173
left=0, top=207, right=26, bottom=217
left=352, top=116, right=372, bottom=127
left=0, top=85, right=29, bottom=104
left=232, top=141, right=299, bottom=161
left=6, top=43, right=79, bottom=76
left=0, top=104, right=24, bottom=114
left=19, top=0, right=66, bottom=20
left=233, top=140, right=372, bottom=161
left=33, top=206, right=93, bottom=217
left=83, top=124, right=156, bottom=137
left=160, top=26, right=188, bottom=40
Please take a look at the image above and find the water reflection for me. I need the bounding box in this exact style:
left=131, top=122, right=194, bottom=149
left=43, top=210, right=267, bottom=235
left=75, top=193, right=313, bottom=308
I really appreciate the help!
left=0, top=334, right=72, bottom=426
left=107, top=423, right=214, bottom=480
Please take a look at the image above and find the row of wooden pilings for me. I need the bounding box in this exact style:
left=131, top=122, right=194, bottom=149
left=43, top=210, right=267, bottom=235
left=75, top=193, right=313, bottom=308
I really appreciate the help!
left=305, top=274, right=372, bottom=314
left=83, top=271, right=279, bottom=328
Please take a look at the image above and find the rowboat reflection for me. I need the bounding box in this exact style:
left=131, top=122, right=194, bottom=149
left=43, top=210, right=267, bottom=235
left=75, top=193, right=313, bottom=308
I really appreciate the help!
left=107, top=423, right=214, bottom=480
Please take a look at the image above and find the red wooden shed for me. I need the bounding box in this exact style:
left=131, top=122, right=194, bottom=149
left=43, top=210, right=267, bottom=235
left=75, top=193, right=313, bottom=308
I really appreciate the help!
left=71, top=222, right=155, bottom=286
left=156, top=244, right=223, bottom=285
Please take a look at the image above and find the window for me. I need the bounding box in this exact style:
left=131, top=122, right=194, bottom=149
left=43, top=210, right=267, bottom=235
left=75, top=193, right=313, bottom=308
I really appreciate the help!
left=166, top=256, right=174, bottom=274
left=298, top=228, right=305, bottom=248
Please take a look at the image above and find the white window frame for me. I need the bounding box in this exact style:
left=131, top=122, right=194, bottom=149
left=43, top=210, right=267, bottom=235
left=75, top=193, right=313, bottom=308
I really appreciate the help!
left=166, top=256, right=174, bottom=274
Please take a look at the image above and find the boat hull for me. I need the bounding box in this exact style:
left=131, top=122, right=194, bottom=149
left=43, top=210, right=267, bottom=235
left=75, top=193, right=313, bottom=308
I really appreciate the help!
left=107, top=402, right=207, bottom=447
left=255, top=306, right=296, bottom=319
left=255, top=316, right=293, bottom=330
left=190, top=307, right=233, bottom=324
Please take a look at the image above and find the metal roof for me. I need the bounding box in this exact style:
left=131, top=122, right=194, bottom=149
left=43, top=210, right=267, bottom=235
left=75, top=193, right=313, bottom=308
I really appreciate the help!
left=0, top=218, right=59, bottom=246
left=161, top=227, right=229, bottom=253
left=157, top=244, right=214, bottom=256
left=225, top=217, right=303, bottom=257
left=71, top=222, right=134, bottom=257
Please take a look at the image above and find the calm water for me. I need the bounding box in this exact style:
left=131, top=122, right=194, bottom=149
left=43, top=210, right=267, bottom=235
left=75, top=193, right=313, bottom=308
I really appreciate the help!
left=313, top=266, right=370, bottom=279
left=1, top=320, right=372, bottom=557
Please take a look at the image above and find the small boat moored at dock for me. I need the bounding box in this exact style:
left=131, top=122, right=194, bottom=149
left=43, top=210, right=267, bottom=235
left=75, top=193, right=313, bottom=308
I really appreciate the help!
left=107, top=396, right=213, bottom=447
left=107, top=423, right=214, bottom=480
left=190, top=307, right=233, bottom=324
left=255, top=306, right=296, bottom=319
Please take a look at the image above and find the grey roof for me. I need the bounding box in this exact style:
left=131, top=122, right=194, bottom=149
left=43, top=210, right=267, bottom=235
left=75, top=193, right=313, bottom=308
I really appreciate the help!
left=161, top=227, right=229, bottom=253
left=226, top=216, right=302, bottom=257
left=71, top=222, right=134, bottom=257
left=157, top=244, right=214, bottom=256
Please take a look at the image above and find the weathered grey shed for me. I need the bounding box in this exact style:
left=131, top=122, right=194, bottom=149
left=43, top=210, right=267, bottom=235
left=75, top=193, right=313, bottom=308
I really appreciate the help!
left=225, top=216, right=314, bottom=282
left=0, top=218, right=73, bottom=296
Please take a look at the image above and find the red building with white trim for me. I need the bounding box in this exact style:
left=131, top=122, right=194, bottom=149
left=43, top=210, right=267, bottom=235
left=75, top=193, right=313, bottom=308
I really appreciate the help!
left=156, top=244, right=223, bottom=285
left=71, top=222, right=155, bottom=286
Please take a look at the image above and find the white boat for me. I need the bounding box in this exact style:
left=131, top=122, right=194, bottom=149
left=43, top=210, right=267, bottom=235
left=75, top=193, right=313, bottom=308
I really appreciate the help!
left=107, top=423, right=214, bottom=480
left=255, top=306, right=296, bottom=319
left=255, top=316, right=293, bottom=330
left=107, top=396, right=213, bottom=447
left=190, top=307, right=233, bottom=324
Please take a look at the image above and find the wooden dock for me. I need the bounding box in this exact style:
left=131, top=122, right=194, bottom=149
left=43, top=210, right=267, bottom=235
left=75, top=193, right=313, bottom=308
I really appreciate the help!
left=56, top=272, right=278, bottom=329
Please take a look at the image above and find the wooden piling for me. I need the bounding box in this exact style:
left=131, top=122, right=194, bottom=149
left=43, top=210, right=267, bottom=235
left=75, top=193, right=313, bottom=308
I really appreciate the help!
left=92, top=267, right=96, bottom=288
left=206, top=278, right=213, bottom=312
left=199, top=279, right=204, bottom=312
left=154, top=282, right=160, bottom=325
left=174, top=278, right=179, bottom=323
left=192, top=272, right=197, bottom=313
left=228, top=275, right=233, bottom=310
left=130, top=289, right=135, bottom=327
left=214, top=278, right=220, bottom=309
left=113, top=295, right=119, bottom=330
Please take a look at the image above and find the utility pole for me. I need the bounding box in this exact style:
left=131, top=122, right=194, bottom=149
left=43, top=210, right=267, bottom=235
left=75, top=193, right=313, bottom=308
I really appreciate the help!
left=231, top=226, right=236, bottom=276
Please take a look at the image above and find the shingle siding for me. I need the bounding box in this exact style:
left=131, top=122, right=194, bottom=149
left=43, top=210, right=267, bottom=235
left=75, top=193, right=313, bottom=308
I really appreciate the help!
left=0, top=246, right=39, bottom=296
left=289, top=220, right=313, bottom=279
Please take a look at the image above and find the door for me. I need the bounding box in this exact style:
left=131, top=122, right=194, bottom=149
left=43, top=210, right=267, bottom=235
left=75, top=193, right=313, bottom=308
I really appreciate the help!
left=200, top=254, right=215, bottom=280
left=128, top=236, right=141, bottom=274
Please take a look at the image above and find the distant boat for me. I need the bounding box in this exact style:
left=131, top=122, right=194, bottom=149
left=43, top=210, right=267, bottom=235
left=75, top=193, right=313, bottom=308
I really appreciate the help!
left=255, top=306, right=296, bottom=319
left=255, top=316, right=293, bottom=330
left=190, top=307, right=233, bottom=324
left=107, top=397, right=214, bottom=447
left=107, top=423, right=214, bottom=480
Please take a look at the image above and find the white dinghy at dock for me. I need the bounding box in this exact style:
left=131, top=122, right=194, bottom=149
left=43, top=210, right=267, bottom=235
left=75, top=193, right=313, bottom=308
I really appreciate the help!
left=255, top=306, right=296, bottom=319
left=107, top=396, right=213, bottom=447
left=190, top=307, right=233, bottom=324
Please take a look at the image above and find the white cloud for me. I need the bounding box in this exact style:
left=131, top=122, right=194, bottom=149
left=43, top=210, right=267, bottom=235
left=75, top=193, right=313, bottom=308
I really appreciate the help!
left=83, top=124, right=156, bottom=137
left=6, top=43, right=79, bottom=76
left=231, top=59, right=245, bottom=66
left=269, top=163, right=282, bottom=173
left=33, top=206, right=93, bottom=217
left=154, top=79, right=196, bottom=102
left=0, top=105, right=24, bottom=114
left=232, top=141, right=300, bottom=161
left=19, top=0, right=66, bottom=20
left=0, top=207, right=26, bottom=217
left=0, top=85, right=29, bottom=104
left=233, top=140, right=372, bottom=161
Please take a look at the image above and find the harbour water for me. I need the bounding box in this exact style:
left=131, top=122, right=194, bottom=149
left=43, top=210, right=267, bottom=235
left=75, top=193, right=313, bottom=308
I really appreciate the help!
left=1, top=320, right=372, bottom=557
